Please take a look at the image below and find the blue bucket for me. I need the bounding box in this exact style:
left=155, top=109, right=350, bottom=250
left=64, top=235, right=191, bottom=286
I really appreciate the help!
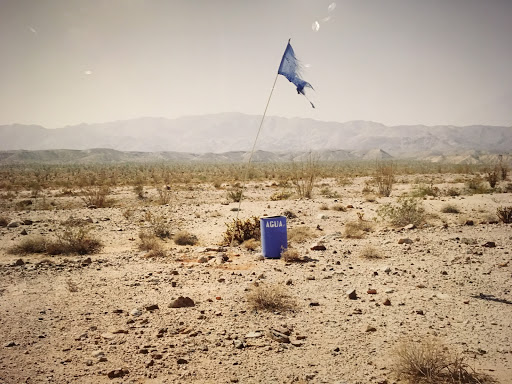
left=260, top=216, right=287, bottom=259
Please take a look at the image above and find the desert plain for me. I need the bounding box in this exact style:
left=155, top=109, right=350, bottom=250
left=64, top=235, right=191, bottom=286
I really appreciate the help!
left=0, top=162, right=511, bottom=384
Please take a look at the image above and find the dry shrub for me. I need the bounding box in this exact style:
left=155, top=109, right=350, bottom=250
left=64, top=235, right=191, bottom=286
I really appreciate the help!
left=288, top=226, right=316, bottom=243
left=80, top=186, right=111, bottom=208
left=144, top=248, right=167, bottom=258
left=281, top=248, right=304, bottom=262
left=242, top=238, right=260, bottom=251
left=291, top=155, right=317, bottom=199
left=441, top=204, right=460, bottom=214
left=0, top=216, right=10, bottom=227
left=444, top=187, right=461, bottom=197
left=222, top=216, right=260, bottom=245
left=46, top=227, right=102, bottom=255
left=319, top=203, right=329, bottom=210
left=344, top=220, right=374, bottom=239
left=373, top=162, right=394, bottom=197
left=156, top=186, right=172, bottom=205
left=270, top=190, right=292, bottom=201
left=146, top=213, right=171, bottom=239
left=247, top=284, right=296, bottom=312
left=138, top=229, right=162, bottom=251
left=378, top=197, right=426, bottom=227
left=174, top=230, right=198, bottom=246
left=9, top=235, right=47, bottom=255
left=331, top=203, right=346, bottom=211
left=496, top=206, right=512, bottom=223
left=392, top=337, right=493, bottom=384
left=227, top=188, right=243, bottom=202
left=359, top=245, right=382, bottom=259
left=320, top=186, right=340, bottom=198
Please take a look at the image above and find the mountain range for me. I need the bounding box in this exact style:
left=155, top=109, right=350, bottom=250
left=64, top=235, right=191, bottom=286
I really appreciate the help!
left=0, top=113, right=510, bottom=161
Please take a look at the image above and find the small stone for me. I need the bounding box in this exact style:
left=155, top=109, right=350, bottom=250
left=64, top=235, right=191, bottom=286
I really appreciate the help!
left=101, top=333, right=116, bottom=340
left=404, top=224, right=416, bottom=230
left=91, top=350, right=105, bottom=358
left=365, top=325, right=377, bottom=332
left=233, top=340, right=245, bottom=349
left=4, top=341, right=17, bottom=347
left=383, top=298, right=391, bottom=306
left=20, top=229, right=28, bottom=235
left=85, top=360, right=93, bottom=366
left=465, top=220, right=474, bottom=226
left=347, top=289, right=357, bottom=300
left=398, top=238, right=413, bottom=244
left=22, top=219, right=33, bottom=225
left=151, top=353, right=163, bottom=359
left=309, top=302, right=320, bottom=307
left=286, top=279, right=293, bottom=285
left=267, top=329, right=290, bottom=343
left=416, top=309, right=424, bottom=315
left=177, top=358, right=188, bottom=364
left=482, top=241, right=496, bottom=248
left=7, top=221, right=21, bottom=228
left=129, top=308, right=142, bottom=317
left=245, top=331, right=263, bottom=338
left=317, top=214, right=329, bottom=220
left=367, top=289, right=377, bottom=294
left=14, top=259, right=25, bottom=266
left=169, top=296, right=195, bottom=308
left=310, top=243, right=327, bottom=251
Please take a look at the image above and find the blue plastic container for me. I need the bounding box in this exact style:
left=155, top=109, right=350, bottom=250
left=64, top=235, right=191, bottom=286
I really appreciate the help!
left=260, top=216, right=287, bottom=259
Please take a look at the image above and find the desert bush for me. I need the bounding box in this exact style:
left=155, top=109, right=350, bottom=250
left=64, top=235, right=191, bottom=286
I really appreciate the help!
left=444, top=187, right=460, bottom=197
left=319, top=203, right=329, bottom=210
left=391, top=337, right=491, bottom=384
left=9, top=235, right=47, bottom=255
left=331, top=203, right=346, bottom=211
left=246, top=284, right=296, bottom=312
left=138, top=229, right=162, bottom=251
left=0, top=216, right=10, bottom=227
left=411, top=183, right=440, bottom=198
left=133, top=184, right=144, bottom=199
left=378, top=197, right=425, bottom=227
left=146, top=213, right=171, bottom=239
left=46, top=226, right=102, bottom=255
left=291, top=155, right=317, bottom=199
left=465, top=177, right=489, bottom=194
left=281, top=248, right=303, bottom=262
left=156, top=186, right=172, bottom=205
left=344, top=220, right=374, bottom=238
left=485, top=167, right=499, bottom=189
left=359, top=245, right=382, bottom=259
left=373, top=162, right=394, bottom=197
left=227, top=188, right=243, bottom=202
left=496, top=206, right=512, bottom=224
left=440, top=204, right=460, bottom=214
left=242, top=238, right=260, bottom=251
left=320, top=186, right=340, bottom=198
left=173, top=230, right=198, bottom=246
left=222, top=216, right=260, bottom=245
left=288, top=226, right=316, bottom=243
left=270, top=190, right=293, bottom=201
left=80, top=186, right=111, bottom=208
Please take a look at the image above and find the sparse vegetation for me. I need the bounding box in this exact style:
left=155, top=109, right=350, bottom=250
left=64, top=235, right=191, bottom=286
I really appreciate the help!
left=281, top=248, right=303, bottom=262
left=378, top=197, right=426, bottom=227
left=246, top=284, right=296, bottom=312
left=222, top=216, right=260, bottom=245
left=291, top=155, right=318, bottom=199
left=9, top=235, right=47, bottom=255
left=359, top=245, right=382, bottom=259
left=441, top=204, right=460, bottom=214
left=496, top=206, right=512, bottom=224
left=412, top=182, right=440, bottom=198
left=373, top=162, right=394, bottom=197
left=288, top=226, right=316, bottom=243
left=0, top=215, right=10, bottom=227
left=46, top=226, right=102, bottom=255
left=146, top=213, right=171, bottom=239
left=331, top=203, right=346, bottom=211
left=391, top=337, right=492, bottom=384
left=227, top=188, right=243, bottom=202
left=242, top=238, right=260, bottom=251
left=80, top=185, right=111, bottom=208
left=344, top=219, right=374, bottom=238
left=270, top=190, right=293, bottom=201
left=156, top=185, right=172, bottom=205
left=138, top=229, right=162, bottom=252
left=173, top=230, right=198, bottom=246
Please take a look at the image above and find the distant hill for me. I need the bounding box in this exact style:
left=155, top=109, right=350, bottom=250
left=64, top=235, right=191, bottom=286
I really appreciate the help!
left=1, top=113, right=510, bottom=156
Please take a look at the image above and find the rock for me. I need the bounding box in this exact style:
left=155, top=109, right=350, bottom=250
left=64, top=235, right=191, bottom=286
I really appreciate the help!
left=347, top=289, right=357, bottom=300
left=107, top=368, right=129, bottom=379
left=91, top=350, right=105, bottom=358
left=310, top=243, right=327, bottom=251
left=416, top=309, right=425, bottom=315
left=14, top=259, right=25, bottom=266
left=309, top=302, right=320, bottom=307
left=129, top=308, right=142, bottom=317
left=465, top=220, right=474, bottom=226
left=286, top=279, right=293, bottom=285
left=7, top=221, right=21, bottom=228
left=267, top=329, right=290, bottom=343
left=245, top=331, right=263, bottom=339
left=482, top=241, right=496, bottom=248
left=383, top=266, right=392, bottom=273
left=145, top=304, right=159, bottom=311
left=20, top=229, right=28, bottom=235
left=367, top=289, right=377, bottom=294
left=85, top=360, right=93, bottom=366
left=101, top=333, right=116, bottom=340
left=404, top=224, right=416, bottom=230
left=398, top=238, right=413, bottom=244
left=151, top=353, right=163, bottom=359
left=383, top=298, right=391, bottom=306
left=233, top=340, right=245, bottom=349
left=197, top=256, right=208, bottom=263
left=317, top=214, right=329, bottom=220
left=81, top=257, right=92, bottom=266
left=22, top=219, right=33, bottom=225
left=169, top=296, right=195, bottom=308
left=365, top=325, right=377, bottom=332
left=436, top=293, right=450, bottom=300
left=4, top=341, right=17, bottom=347
left=177, top=358, right=188, bottom=364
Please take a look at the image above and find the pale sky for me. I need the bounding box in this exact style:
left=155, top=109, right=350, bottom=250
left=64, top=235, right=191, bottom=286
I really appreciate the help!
left=0, top=0, right=511, bottom=128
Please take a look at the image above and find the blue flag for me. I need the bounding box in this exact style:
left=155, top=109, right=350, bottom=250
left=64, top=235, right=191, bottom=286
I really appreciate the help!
left=278, top=39, right=315, bottom=108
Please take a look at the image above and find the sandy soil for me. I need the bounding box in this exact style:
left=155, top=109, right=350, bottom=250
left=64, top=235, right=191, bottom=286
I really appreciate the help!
left=1, top=176, right=511, bottom=384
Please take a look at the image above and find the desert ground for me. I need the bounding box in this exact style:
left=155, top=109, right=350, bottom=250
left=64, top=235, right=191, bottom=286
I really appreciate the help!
left=1, top=166, right=511, bottom=384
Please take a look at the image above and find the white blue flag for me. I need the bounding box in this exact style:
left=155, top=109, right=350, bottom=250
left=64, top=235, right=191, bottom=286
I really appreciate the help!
left=278, top=39, right=315, bottom=108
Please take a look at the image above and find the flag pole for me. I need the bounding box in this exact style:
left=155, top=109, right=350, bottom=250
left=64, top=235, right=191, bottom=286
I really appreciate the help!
left=229, top=71, right=280, bottom=249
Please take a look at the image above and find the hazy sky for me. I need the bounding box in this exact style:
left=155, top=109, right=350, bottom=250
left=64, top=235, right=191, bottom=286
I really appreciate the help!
left=1, top=0, right=511, bottom=128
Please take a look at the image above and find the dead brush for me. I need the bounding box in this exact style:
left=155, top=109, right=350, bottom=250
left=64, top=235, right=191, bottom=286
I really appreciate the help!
left=288, top=226, right=316, bottom=243
left=80, top=185, right=111, bottom=208
left=359, top=245, right=383, bottom=259
left=496, top=206, right=512, bottom=224
left=242, top=238, right=260, bottom=251
left=46, top=226, right=102, bottom=255
left=222, top=216, right=260, bottom=245
left=8, top=235, right=47, bottom=255
left=138, top=229, right=162, bottom=251
left=173, top=230, right=198, bottom=246
left=0, top=215, right=11, bottom=227
left=331, top=203, right=346, bottom=211
left=246, top=284, right=296, bottom=312
left=391, top=337, right=493, bottom=384
left=281, top=248, right=305, bottom=262
left=344, top=218, right=374, bottom=239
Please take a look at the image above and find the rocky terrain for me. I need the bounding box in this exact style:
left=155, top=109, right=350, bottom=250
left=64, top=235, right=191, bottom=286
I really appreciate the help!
left=1, top=175, right=511, bottom=383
